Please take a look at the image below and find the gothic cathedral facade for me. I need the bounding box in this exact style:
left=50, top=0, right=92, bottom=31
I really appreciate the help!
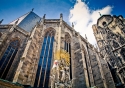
left=0, top=11, right=124, bottom=88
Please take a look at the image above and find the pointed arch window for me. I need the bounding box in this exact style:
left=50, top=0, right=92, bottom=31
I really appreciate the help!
left=64, top=33, right=72, bottom=79
left=34, top=29, right=55, bottom=88
left=0, top=39, right=19, bottom=80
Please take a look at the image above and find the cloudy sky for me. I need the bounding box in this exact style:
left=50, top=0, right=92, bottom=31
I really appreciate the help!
left=0, top=0, right=125, bottom=45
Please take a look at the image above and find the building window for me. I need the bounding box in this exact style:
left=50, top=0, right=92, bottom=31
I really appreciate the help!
left=64, top=33, right=72, bottom=79
left=0, top=40, right=19, bottom=79
left=34, top=30, right=55, bottom=88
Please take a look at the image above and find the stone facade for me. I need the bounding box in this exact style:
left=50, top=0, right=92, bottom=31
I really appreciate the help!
left=0, top=12, right=118, bottom=88
left=93, top=15, right=125, bottom=88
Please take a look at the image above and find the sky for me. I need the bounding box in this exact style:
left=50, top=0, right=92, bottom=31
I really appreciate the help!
left=0, top=0, right=125, bottom=45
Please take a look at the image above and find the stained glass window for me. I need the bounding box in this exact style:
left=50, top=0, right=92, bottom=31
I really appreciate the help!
left=34, top=30, right=55, bottom=88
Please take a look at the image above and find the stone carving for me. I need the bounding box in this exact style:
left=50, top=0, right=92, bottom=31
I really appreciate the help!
left=51, top=50, right=72, bottom=88
left=60, top=68, right=66, bottom=82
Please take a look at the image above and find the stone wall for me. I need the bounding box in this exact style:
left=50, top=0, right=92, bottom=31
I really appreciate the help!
left=72, top=36, right=87, bottom=88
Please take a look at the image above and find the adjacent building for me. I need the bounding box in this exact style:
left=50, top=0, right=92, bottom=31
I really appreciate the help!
left=93, top=15, right=125, bottom=88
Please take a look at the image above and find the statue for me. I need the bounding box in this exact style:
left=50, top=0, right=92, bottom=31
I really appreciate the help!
left=51, top=49, right=72, bottom=88
left=60, top=67, right=66, bottom=82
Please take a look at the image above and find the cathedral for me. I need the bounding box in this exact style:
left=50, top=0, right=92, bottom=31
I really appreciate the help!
left=0, top=10, right=125, bottom=88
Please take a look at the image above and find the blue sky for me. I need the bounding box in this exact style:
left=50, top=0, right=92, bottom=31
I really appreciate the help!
left=0, top=0, right=125, bottom=24
left=0, top=0, right=74, bottom=24
left=0, top=0, right=125, bottom=44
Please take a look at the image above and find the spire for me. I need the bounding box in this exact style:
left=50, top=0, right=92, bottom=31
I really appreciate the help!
left=31, top=8, right=34, bottom=12
left=60, top=13, right=63, bottom=25
left=0, top=19, right=3, bottom=24
left=60, top=13, right=63, bottom=19
left=43, top=14, right=46, bottom=19
left=98, top=12, right=101, bottom=17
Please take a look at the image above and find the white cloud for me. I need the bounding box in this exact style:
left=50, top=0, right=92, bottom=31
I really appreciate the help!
left=69, top=0, right=112, bottom=45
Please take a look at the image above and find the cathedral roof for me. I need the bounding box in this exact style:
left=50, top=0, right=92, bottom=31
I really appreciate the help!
left=9, top=12, right=30, bottom=25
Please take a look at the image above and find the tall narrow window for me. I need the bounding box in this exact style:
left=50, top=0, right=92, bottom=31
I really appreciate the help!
left=0, top=40, right=19, bottom=79
left=64, top=33, right=72, bottom=79
left=34, top=30, right=55, bottom=88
